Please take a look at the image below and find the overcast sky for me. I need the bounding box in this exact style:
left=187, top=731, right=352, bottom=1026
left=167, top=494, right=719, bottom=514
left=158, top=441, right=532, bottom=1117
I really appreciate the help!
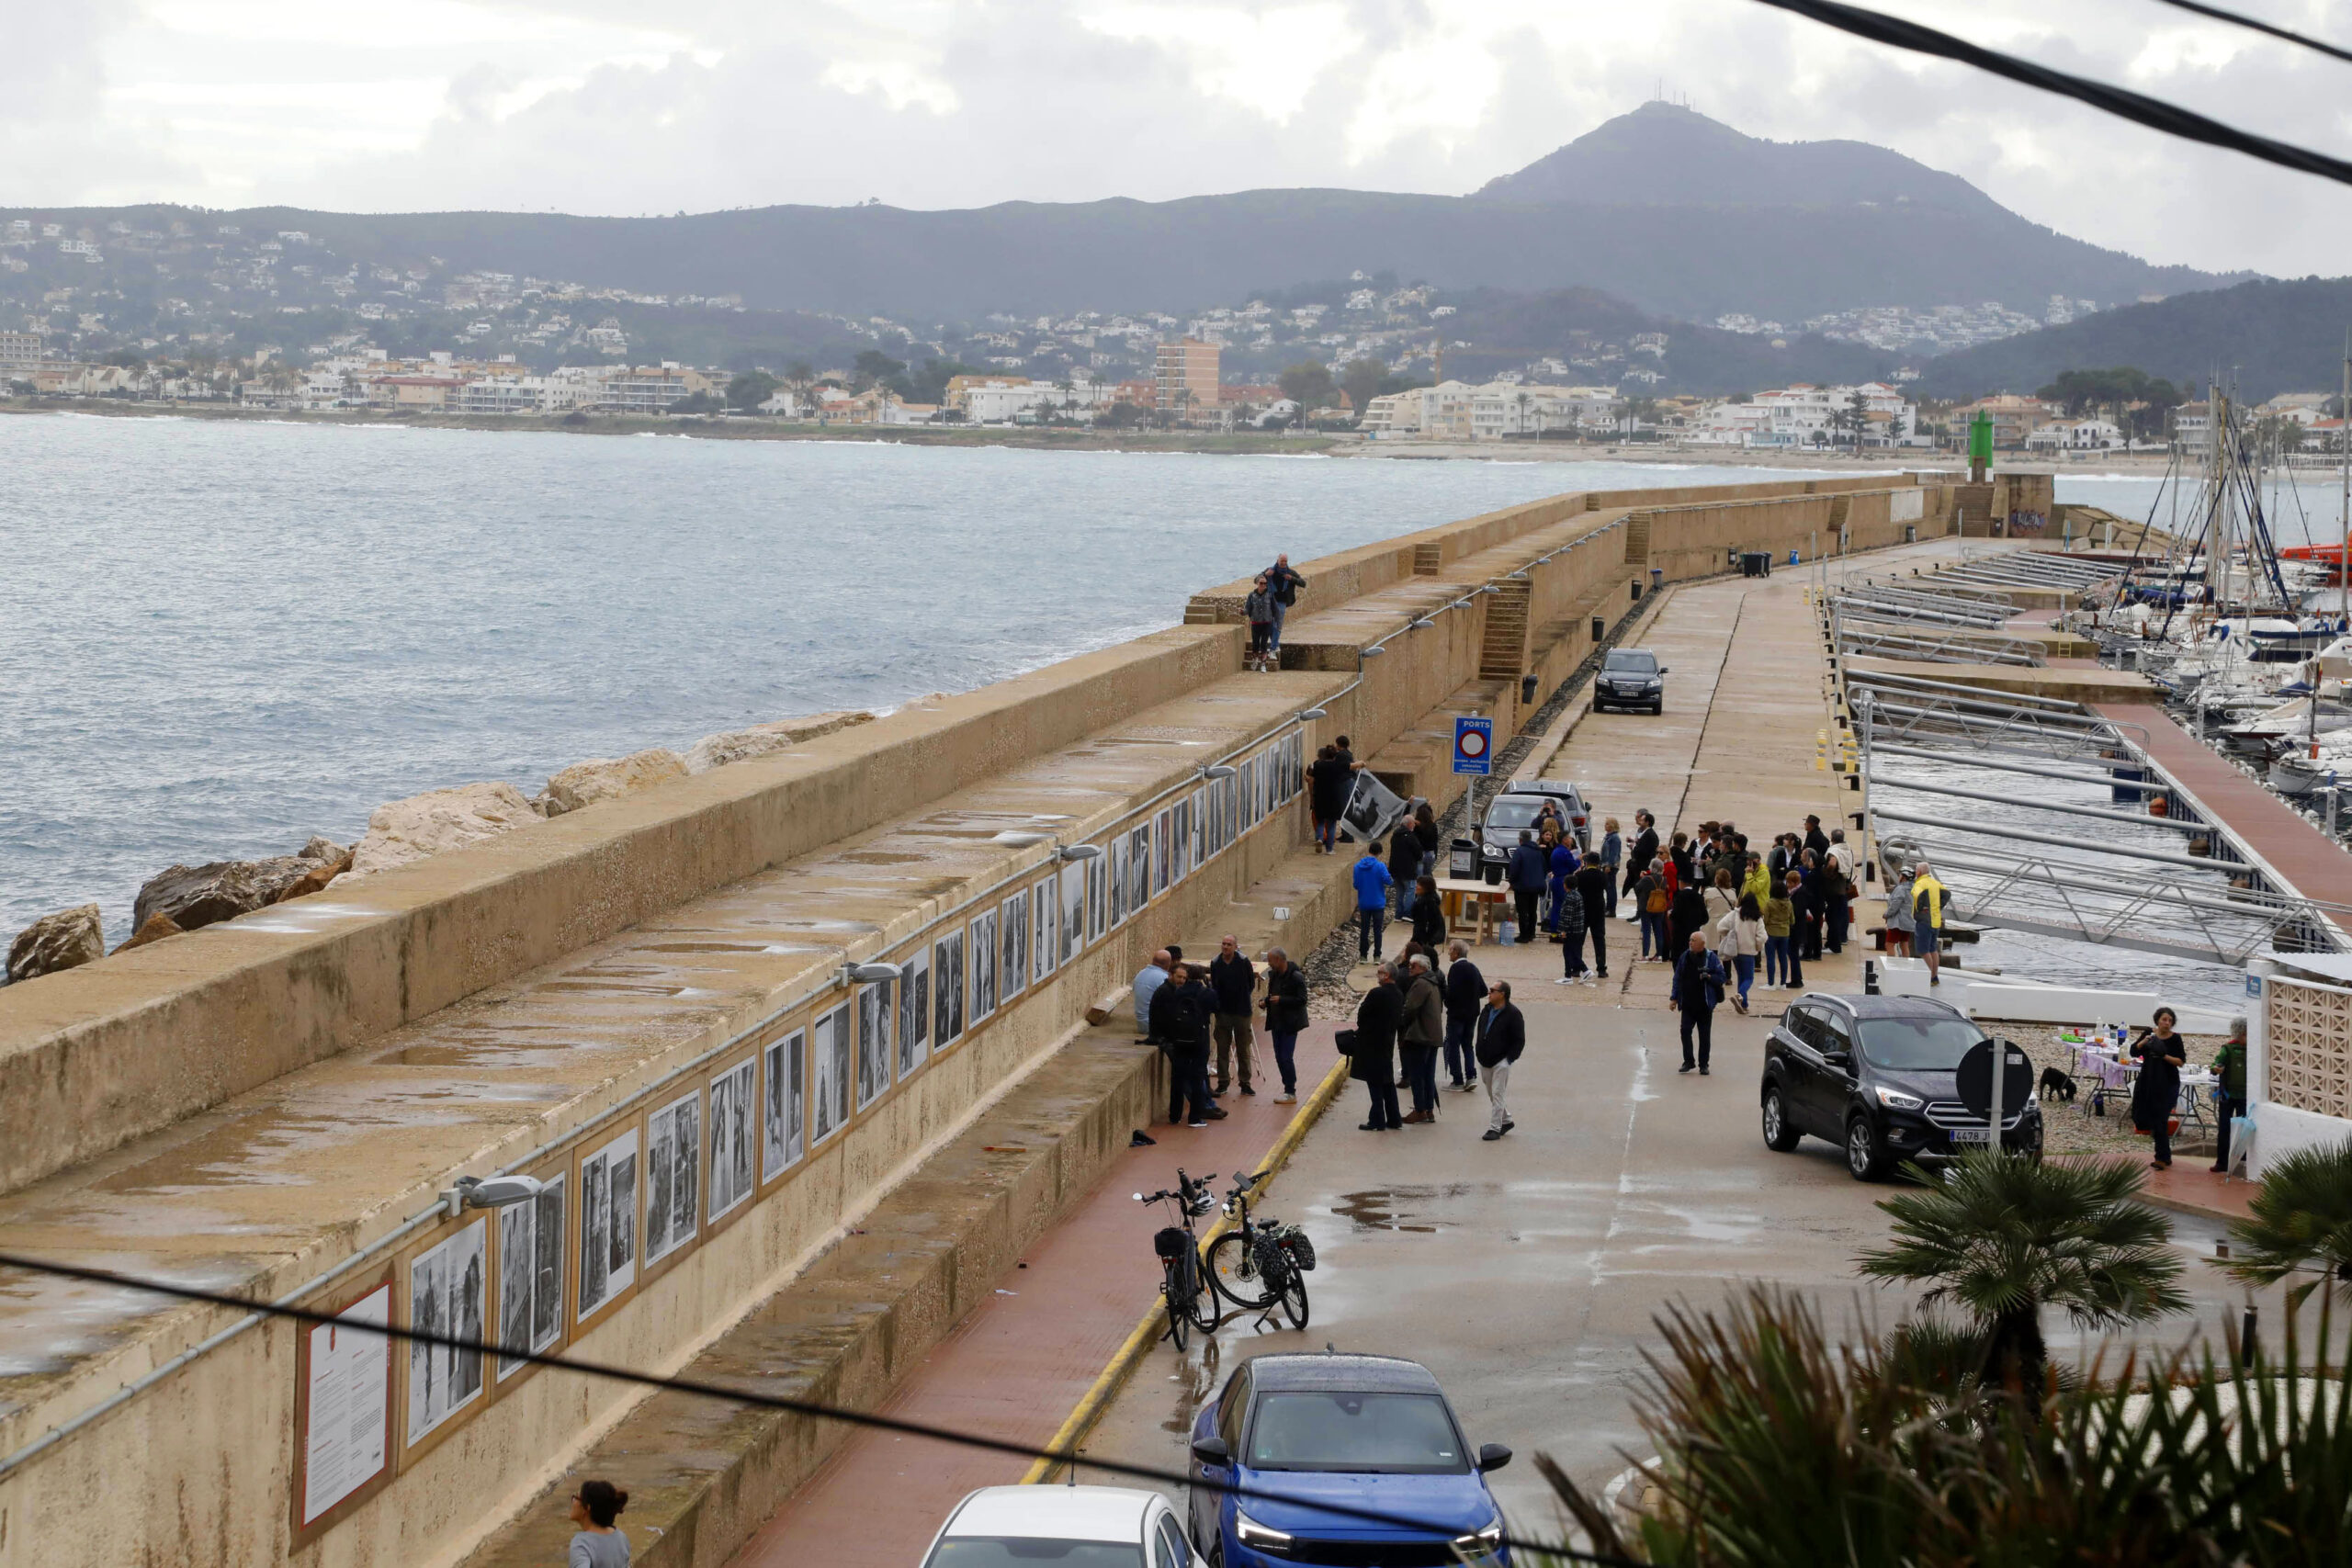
left=5, top=0, right=2346, bottom=278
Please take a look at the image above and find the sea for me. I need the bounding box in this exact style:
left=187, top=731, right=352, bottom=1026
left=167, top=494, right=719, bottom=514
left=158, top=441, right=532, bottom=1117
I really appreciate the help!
left=1, top=413, right=1822, bottom=948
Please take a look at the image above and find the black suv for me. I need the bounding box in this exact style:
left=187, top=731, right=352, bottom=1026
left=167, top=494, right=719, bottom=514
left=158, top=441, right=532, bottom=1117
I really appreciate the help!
left=1593, top=649, right=1666, bottom=714
left=1759, top=992, right=2042, bottom=1180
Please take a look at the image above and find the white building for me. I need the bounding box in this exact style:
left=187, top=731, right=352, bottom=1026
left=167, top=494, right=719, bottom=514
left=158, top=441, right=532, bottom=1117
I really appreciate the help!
left=1691, top=382, right=1919, bottom=448
left=1363, top=380, right=1619, bottom=441
left=2026, top=417, right=2125, bottom=453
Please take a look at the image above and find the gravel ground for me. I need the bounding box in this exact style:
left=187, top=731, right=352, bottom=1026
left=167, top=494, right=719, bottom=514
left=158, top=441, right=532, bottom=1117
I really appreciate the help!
left=1997, top=1022, right=2228, bottom=1159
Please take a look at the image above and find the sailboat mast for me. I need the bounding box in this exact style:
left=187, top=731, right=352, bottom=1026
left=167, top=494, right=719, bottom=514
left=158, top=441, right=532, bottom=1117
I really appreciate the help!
left=2340, top=327, right=2349, bottom=626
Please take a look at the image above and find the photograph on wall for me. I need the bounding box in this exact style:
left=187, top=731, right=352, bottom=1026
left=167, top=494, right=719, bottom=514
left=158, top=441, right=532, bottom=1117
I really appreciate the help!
left=934, top=929, right=967, bottom=1044
left=575, top=1126, right=638, bottom=1324
left=1000, top=890, right=1028, bottom=1002
left=1129, top=824, right=1151, bottom=911
left=968, top=911, right=998, bottom=1021
left=707, top=1058, right=755, bottom=1224
left=405, top=1220, right=486, bottom=1446
left=855, top=976, right=894, bottom=1111
left=1340, top=768, right=1409, bottom=846
left=1242, top=757, right=1260, bottom=829
left=1062, top=862, right=1088, bottom=962
left=812, top=1002, right=852, bottom=1144
left=899, top=946, right=932, bottom=1079
left=495, top=1174, right=565, bottom=1380
left=1085, top=847, right=1107, bottom=942
left=1173, top=795, right=1193, bottom=882
left=1032, top=876, right=1057, bottom=985
left=643, top=1089, right=700, bottom=1269
left=762, top=1028, right=806, bottom=1183
left=1152, top=810, right=1170, bottom=896
left=1107, top=835, right=1129, bottom=929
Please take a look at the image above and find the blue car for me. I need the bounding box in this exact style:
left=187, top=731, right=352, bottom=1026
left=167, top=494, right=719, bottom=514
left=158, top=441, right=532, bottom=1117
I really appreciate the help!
left=1186, top=1353, right=1510, bottom=1567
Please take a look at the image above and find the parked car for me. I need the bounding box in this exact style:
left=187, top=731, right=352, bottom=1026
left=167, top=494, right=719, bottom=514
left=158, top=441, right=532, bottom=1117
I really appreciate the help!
left=1759, top=992, right=2042, bottom=1180
left=1476, top=784, right=1589, bottom=876
left=921, top=1485, right=1205, bottom=1568
left=1188, top=1352, right=1510, bottom=1567
left=1592, top=649, right=1666, bottom=714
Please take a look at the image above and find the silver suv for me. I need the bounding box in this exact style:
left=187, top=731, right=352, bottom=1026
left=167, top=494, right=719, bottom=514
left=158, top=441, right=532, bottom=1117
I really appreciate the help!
left=1477, top=784, right=1590, bottom=875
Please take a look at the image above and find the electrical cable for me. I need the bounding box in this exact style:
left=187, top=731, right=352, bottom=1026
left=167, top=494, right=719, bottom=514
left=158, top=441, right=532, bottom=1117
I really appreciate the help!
left=1744, top=0, right=2352, bottom=190
left=2146, top=0, right=2352, bottom=69
left=0, top=1249, right=1643, bottom=1566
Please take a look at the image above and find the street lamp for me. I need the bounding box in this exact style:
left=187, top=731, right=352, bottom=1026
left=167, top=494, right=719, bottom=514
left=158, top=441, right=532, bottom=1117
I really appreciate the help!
left=1056, top=843, right=1103, bottom=862
left=841, top=960, right=903, bottom=987
left=440, top=1173, right=545, bottom=1219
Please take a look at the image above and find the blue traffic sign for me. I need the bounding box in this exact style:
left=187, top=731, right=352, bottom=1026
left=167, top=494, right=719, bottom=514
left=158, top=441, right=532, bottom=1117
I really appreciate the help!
left=1453, top=716, right=1493, bottom=775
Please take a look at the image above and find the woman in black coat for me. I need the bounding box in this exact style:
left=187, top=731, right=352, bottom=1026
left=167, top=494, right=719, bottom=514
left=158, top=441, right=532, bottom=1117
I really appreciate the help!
left=1668, top=885, right=1709, bottom=962
left=2131, top=1006, right=2187, bottom=1170
left=1351, top=966, right=1405, bottom=1131
left=1409, top=876, right=1446, bottom=953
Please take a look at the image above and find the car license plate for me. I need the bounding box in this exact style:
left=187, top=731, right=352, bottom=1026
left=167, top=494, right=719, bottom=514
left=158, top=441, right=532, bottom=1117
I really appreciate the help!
left=1951, top=1128, right=1992, bottom=1146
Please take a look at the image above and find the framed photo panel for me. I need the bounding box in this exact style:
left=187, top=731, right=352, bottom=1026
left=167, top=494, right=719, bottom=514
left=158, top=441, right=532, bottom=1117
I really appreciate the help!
left=811, top=1001, right=852, bottom=1145
left=855, top=976, right=894, bottom=1111
left=402, top=1218, right=487, bottom=1458
left=492, top=1161, right=567, bottom=1386
left=1085, top=848, right=1107, bottom=943
left=1153, top=810, right=1171, bottom=896
left=1032, top=876, right=1057, bottom=985
left=1000, top=890, right=1028, bottom=1003
left=1128, top=824, right=1150, bottom=912
left=898, top=945, right=932, bottom=1079
left=934, top=928, right=967, bottom=1046
left=1107, top=834, right=1129, bottom=929
left=706, top=1055, right=757, bottom=1230
left=574, top=1125, right=639, bottom=1331
left=1061, top=863, right=1088, bottom=962
left=761, top=1026, right=807, bottom=1186
left=290, top=1268, right=395, bottom=1547
left=641, top=1089, right=701, bottom=1274
left=968, top=910, right=999, bottom=1022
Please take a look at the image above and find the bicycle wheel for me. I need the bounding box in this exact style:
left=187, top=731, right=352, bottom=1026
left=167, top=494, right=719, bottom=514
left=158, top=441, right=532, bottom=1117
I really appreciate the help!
left=1207, top=1230, right=1276, bottom=1308
left=1277, top=1264, right=1309, bottom=1330
left=1162, top=1258, right=1191, bottom=1352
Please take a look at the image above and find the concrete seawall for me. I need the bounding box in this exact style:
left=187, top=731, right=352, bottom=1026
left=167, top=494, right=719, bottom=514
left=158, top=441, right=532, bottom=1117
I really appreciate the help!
left=0, top=471, right=1959, bottom=1568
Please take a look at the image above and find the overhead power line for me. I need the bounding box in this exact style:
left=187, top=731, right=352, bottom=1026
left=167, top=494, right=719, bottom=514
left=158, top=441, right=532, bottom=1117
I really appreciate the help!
left=2147, top=0, right=2352, bottom=70
left=0, top=1249, right=1641, bottom=1567
left=1744, top=0, right=2352, bottom=190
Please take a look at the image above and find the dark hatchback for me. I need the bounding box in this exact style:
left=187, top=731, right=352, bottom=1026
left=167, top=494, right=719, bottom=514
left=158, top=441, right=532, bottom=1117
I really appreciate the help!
left=1758, top=992, right=2042, bottom=1180
left=1188, top=1354, right=1510, bottom=1568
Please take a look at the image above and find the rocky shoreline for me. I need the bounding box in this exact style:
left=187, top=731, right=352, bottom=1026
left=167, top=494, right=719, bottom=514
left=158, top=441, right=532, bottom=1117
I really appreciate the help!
left=3, top=710, right=872, bottom=987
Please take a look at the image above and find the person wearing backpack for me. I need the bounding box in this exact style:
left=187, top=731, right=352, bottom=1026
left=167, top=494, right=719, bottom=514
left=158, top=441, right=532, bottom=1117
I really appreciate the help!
left=2210, top=1016, right=2249, bottom=1174
left=1911, top=858, right=1949, bottom=985
left=1262, top=554, right=1306, bottom=651
left=1637, top=859, right=1670, bottom=961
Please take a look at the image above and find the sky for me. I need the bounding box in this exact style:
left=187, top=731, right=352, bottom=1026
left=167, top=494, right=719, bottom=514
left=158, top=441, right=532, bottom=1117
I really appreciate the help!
left=3, top=0, right=2347, bottom=278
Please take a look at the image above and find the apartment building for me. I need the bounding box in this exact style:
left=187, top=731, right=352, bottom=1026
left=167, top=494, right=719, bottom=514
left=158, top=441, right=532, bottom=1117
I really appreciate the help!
left=597, top=364, right=713, bottom=413
left=0, top=330, right=44, bottom=378
left=1153, top=338, right=1220, bottom=417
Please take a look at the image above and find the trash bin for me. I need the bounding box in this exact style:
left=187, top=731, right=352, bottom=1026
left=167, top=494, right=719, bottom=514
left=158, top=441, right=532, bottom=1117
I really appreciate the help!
left=1904, top=525, right=1918, bottom=543
left=1449, top=837, right=1477, bottom=881
left=1590, top=614, right=1606, bottom=642
left=1789, top=547, right=1801, bottom=566
left=1740, top=551, right=1771, bottom=578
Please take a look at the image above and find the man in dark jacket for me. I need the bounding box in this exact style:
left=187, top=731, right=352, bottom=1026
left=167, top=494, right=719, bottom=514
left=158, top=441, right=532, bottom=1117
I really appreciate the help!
left=1442, top=940, right=1486, bottom=1089
left=1351, top=964, right=1405, bottom=1131
left=1575, top=852, right=1611, bottom=980
left=1259, top=946, right=1310, bottom=1103
left=1474, top=980, right=1526, bottom=1140
left=1506, top=829, right=1547, bottom=945
left=1398, top=955, right=1445, bottom=1122
left=1669, top=933, right=1725, bottom=1076
left=1628, top=811, right=1660, bottom=912
left=1388, top=829, right=1423, bottom=920
left=1207, top=934, right=1259, bottom=1097
left=1262, top=554, right=1306, bottom=651
left=1803, top=814, right=1830, bottom=860
left=1151, top=963, right=1222, bottom=1125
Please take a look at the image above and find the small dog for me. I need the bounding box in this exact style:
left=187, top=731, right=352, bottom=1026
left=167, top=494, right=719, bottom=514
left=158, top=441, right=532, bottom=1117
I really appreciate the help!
left=2038, top=1066, right=2078, bottom=1103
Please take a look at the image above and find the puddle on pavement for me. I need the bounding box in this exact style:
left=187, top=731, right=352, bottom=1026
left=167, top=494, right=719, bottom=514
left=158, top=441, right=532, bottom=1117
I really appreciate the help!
left=1160, top=1331, right=1223, bottom=1434
left=1331, top=1188, right=1458, bottom=1234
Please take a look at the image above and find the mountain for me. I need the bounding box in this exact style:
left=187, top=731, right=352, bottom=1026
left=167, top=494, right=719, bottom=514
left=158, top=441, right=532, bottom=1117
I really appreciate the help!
left=5, top=106, right=2230, bottom=330
left=1436, top=287, right=1895, bottom=395
left=1476, top=100, right=2007, bottom=220
left=1915, top=276, right=2352, bottom=401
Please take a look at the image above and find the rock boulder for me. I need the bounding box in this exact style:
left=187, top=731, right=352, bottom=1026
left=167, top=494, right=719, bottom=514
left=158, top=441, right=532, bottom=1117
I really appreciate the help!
left=133, top=851, right=342, bottom=933
left=537, top=749, right=689, bottom=816
left=114, top=912, right=184, bottom=953
left=683, top=710, right=874, bottom=774
left=6, top=905, right=105, bottom=984
left=347, top=782, right=540, bottom=877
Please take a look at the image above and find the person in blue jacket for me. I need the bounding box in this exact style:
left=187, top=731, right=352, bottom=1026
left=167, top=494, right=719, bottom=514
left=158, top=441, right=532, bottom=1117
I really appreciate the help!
left=1352, top=841, right=1395, bottom=961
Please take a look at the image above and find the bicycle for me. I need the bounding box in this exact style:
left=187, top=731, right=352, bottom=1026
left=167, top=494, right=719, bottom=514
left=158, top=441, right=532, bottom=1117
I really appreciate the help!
left=1204, top=1169, right=1314, bottom=1330
left=1136, top=1169, right=1217, bottom=1350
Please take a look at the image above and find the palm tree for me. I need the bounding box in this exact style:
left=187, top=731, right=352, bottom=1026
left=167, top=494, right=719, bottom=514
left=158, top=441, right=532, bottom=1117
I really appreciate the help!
left=1857, top=1153, right=2187, bottom=1388
left=2222, top=1137, right=2352, bottom=1309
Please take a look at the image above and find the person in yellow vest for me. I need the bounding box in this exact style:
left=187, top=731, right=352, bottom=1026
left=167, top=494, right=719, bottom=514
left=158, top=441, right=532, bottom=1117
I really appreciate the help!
left=1911, top=859, right=1949, bottom=985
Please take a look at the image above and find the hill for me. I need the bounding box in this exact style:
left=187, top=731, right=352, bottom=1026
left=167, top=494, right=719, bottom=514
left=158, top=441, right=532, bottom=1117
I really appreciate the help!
left=1915, top=276, right=2352, bottom=401
left=1438, top=287, right=1894, bottom=395
left=6, top=106, right=2229, bottom=330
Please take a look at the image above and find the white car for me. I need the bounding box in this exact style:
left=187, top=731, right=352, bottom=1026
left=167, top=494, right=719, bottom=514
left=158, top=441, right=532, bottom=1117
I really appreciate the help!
left=920, top=1484, right=1206, bottom=1568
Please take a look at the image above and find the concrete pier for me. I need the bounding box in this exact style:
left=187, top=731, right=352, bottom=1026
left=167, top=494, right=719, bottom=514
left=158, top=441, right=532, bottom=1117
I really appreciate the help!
left=0, top=472, right=1967, bottom=1568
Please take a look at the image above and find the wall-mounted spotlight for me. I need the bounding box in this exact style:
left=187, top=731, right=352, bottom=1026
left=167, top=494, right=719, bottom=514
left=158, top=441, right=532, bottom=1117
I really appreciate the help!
left=441, top=1173, right=545, bottom=1218
left=1056, top=843, right=1103, bottom=862
left=841, top=960, right=904, bottom=987
left=1295, top=707, right=1329, bottom=720
left=1476, top=584, right=1500, bottom=595
left=1409, top=617, right=1435, bottom=629
left=1198, top=764, right=1238, bottom=781
left=1507, top=571, right=1530, bottom=581
left=1358, top=645, right=1388, bottom=658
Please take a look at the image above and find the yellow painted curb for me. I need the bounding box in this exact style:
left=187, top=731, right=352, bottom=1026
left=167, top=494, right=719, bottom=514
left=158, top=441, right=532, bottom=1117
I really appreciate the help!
left=1021, top=1052, right=1354, bottom=1483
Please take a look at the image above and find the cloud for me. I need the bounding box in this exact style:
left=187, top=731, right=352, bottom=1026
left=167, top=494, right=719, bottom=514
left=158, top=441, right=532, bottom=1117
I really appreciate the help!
left=2, top=0, right=2346, bottom=277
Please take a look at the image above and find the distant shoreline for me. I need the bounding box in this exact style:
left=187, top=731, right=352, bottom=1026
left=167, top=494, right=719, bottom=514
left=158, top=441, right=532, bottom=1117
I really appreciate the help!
left=0, top=397, right=2189, bottom=475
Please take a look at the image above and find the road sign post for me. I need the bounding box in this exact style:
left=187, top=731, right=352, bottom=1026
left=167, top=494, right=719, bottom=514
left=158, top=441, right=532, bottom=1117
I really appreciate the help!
left=1453, top=716, right=1495, bottom=845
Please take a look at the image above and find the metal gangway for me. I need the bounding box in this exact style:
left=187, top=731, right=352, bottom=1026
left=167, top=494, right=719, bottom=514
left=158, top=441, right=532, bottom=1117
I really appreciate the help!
left=1846, top=674, right=2350, bottom=964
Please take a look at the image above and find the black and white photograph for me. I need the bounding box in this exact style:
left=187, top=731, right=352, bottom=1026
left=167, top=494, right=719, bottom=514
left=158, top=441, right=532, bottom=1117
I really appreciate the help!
left=1032, top=875, right=1057, bottom=985
left=812, top=1002, right=852, bottom=1144
left=1085, top=846, right=1107, bottom=942
left=643, top=1089, right=700, bottom=1267
left=1128, top=825, right=1151, bottom=912
left=855, top=976, right=893, bottom=1110
left=1340, top=768, right=1409, bottom=846
left=575, top=1126, right=637, bottom=1324
left=967, top=911, right=998, bottom=1022
left=1107, top=835, right=1129, bottom=929
left=999, top=890, right=1027, bottom=1003
left=933, top=930, right=967, bottom=1046
left=405, top=1220, right=485, bottom=1445
left=898, top=946, right=931, bottom=1079
left=761, top=1028, right=806, bottom=1184
left=707, top=1058, right=755, bottom=1224
left=1174, top=793, right=1194, bottom=881
left=1061, top=862, right=1087, bottom=962
left=1152, top=810, right=1171, bottom=897
left=495, top=1174, right=565, bottom=1381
